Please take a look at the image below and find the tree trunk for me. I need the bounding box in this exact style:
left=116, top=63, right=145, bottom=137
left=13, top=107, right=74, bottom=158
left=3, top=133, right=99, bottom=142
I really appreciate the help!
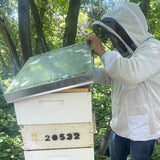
left=18, top=0, right=33, bottom=63
left=29, top=0, right=49, bottom=54
left=0, top=16, right=21, bottom=74
left=63, top=0, right=81, bottom=47
left=140, top=0, right=150, bottom=19
left=99, top=130, right=111, bottom=156
left=40, top=0, right=48, bottom=21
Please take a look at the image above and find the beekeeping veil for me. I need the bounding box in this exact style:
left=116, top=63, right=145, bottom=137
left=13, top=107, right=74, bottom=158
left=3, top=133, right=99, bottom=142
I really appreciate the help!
left=93, top=1, right=153, bottom=57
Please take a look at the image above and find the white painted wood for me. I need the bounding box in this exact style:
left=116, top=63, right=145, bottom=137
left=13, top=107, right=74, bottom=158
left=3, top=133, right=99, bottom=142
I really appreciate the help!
left=14, top=92, right=92, bottom=125
left=21, top=123, right=94, bottom=150
left=24, top=148, right=94, bottom=160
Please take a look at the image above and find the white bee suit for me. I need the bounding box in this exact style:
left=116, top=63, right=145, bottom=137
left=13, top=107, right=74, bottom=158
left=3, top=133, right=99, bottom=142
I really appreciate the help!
left=93, top=1, right=160, bottom=141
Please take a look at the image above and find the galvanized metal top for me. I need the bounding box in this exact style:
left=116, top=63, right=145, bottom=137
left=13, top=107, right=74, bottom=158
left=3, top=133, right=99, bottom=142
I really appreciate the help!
left=4, top=42, right=94, bottom=103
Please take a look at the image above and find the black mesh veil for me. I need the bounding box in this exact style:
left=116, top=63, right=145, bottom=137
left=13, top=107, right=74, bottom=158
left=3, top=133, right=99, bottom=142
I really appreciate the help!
left=93, top=18, right=137, bottom=57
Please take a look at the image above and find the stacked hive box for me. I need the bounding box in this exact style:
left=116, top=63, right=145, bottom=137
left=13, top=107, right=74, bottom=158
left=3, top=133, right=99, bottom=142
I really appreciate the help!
left=14, top=88, right=95, bottom=160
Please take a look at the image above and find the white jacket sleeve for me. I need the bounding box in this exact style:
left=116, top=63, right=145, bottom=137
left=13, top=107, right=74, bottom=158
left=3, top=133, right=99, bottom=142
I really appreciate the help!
left=102, top=44, right=160, bottom=85
left=94, top=67, right=111, bottom=85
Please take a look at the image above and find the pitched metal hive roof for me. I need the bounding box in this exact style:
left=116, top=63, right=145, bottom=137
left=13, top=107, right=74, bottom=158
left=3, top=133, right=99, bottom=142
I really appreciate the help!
left=4, top=42, right=94, bottom=103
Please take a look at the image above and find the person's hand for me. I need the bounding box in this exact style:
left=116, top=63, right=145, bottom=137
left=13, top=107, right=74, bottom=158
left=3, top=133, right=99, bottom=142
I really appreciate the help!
left=86, top=35, right=105, bottom=57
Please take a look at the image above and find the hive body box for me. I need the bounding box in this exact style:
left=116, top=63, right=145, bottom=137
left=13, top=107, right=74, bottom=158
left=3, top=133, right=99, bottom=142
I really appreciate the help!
left=24, top=148, right=94, bottom=160
left=4, top=42, right=95, bottom=160
left=14, top=89, right=94, bottom=160
left=14, top=92, right=92, bottom=125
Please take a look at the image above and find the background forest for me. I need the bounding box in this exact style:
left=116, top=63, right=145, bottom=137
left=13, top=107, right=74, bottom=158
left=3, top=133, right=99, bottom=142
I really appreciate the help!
left=0, top=0, right=160, bottom=159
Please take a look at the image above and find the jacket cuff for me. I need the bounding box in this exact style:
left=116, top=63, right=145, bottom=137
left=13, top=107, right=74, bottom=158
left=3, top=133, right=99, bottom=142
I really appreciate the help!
left=101, top=51, right=121, bottom=71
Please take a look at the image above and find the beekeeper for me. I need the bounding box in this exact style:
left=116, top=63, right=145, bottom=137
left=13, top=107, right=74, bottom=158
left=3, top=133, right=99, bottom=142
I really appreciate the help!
left=86, top=1, right=160, bottom=160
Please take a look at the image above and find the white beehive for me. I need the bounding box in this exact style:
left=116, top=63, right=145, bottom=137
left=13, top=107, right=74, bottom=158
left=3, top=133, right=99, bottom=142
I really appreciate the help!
left=14, top=91, right=92, bottom=125
left=20, top=122, right=94, bottom=150
left=24, top=148, right=94, bottom=160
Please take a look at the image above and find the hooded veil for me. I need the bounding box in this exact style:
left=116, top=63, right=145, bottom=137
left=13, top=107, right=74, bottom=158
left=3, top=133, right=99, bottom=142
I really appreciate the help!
left=93, top=1, right=153, bottom=57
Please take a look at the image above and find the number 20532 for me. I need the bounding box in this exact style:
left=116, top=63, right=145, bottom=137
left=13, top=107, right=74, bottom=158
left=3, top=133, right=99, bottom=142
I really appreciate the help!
left=45, top=132, right=80, bottom=141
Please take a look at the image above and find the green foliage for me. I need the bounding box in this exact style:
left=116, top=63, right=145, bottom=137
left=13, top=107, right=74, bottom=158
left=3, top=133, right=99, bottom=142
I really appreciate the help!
left=0, top=88, right=24, bottom=160
left=0, top=132, right=24, bottom=160
left=92, top=84, right=111, bottom=130
left=83, top=0, right=112, bottom=24
left=150, top=144, right=160, bottom=160
left=148, top=0, right=160, bottom=40
left=30, top=0, right=69, bottom=54
left=0, top=0, right=22, bottom=77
